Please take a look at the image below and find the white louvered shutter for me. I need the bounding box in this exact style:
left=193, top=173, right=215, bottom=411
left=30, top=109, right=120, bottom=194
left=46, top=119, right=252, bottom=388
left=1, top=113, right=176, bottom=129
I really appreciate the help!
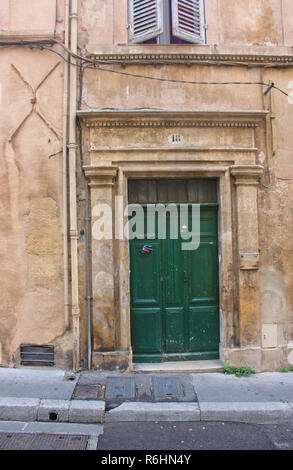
left=172, top=0, right=205, bottom=44
left=129, top=0, right=163, bottom=43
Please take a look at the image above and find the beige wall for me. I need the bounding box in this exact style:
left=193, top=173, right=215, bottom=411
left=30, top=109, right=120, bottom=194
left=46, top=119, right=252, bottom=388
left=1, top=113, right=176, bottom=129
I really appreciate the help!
left=0, top=1, right=292, bottom=371
left=0, top=2, right=69, bottom=367
left=0, top=0, right=65, bottom=33
left=79, top=0, right=293, bottom=48
left=78, top=0, right=293, bottom=371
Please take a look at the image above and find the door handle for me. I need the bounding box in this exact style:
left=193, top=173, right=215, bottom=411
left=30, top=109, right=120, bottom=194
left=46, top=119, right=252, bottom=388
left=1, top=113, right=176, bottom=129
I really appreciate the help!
left=184, top=270, right=188, bottom=282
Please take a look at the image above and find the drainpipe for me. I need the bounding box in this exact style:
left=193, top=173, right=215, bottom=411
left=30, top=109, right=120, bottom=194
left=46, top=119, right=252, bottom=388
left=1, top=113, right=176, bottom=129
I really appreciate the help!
left=68, top=0, right=80, bottom=371
left=77, top=117, right=92, bottom=370
left=85, top=181, right=91, bottom=369
left=63, top=0, right=70, bottom=330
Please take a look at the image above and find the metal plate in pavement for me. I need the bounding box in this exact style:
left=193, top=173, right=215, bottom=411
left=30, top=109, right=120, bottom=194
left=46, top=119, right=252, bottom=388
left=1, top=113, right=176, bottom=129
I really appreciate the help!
left=153, top=377, right=184, bottom=399
left=105, top=378, right=135, bottom=398
left=0, top=433, right=88, bottom=450
left=73, top=384, right=105, bottom=399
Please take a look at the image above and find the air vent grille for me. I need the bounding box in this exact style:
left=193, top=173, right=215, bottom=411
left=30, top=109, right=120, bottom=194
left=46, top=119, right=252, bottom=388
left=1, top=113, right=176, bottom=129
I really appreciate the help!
left=20, top=344, right=54, bottom=366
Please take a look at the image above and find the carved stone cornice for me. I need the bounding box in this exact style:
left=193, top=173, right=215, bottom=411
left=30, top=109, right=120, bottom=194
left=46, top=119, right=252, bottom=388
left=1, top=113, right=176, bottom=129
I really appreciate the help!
left=84, top=120, right=259, bottom=129
left=87, top=52, right=293, bottom=67
left=77, top=110, right=267, bottom=130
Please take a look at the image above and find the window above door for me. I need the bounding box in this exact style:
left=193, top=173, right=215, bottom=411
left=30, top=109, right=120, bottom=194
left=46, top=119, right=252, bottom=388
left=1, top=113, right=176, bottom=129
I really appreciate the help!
left=128, top=0, right=206, bottom=45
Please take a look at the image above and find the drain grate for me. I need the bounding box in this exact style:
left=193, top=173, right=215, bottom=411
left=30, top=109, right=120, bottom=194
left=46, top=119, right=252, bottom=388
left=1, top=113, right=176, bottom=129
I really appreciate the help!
left=0, top=433, right=89, bottom=450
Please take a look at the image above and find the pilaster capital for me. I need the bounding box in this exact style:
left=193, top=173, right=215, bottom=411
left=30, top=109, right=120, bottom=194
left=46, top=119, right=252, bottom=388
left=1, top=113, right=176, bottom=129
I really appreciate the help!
left=230, top=165, right=264, bottom=186
left=83, top=165, right=118, bottom=187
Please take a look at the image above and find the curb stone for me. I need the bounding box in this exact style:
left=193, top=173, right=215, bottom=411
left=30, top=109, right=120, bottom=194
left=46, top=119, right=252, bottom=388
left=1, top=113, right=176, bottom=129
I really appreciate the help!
left=37, top=399, right=70, bottom=422
left=0, top=398, right=105, bottom=424
left=199, top=401, right=293, bottom=425
left=105, top=402, right=201, bottom=422
left=0, top=397, right=40, bottom=422
left=0, top=397, right=292, bottom=424
left=69, top=400, right=105, bottom=424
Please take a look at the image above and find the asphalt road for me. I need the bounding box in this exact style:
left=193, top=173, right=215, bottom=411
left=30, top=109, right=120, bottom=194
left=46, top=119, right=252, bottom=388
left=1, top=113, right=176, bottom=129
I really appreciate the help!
left=0, top=420, right=292, bottom=453
left=97, top=421, right=293, bottom=451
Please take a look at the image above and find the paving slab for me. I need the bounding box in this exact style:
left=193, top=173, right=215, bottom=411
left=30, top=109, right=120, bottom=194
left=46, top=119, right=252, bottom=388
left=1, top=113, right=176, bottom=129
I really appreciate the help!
left=0, top=420, right=103, bottom=436
left=191, top=372, right=293, bottom=403
left=73, top=384, right=105, bottom=399
left=153, top=377, right=184, bottom=399
left=199, top=402, right=293, bottom=424
left=0, top=421, right=28, bottom=432
left=105, top=402, right=200, bottom=422
left=0, top=368, right=78, bottom=399
left=105, top=377, right=135, bottom=399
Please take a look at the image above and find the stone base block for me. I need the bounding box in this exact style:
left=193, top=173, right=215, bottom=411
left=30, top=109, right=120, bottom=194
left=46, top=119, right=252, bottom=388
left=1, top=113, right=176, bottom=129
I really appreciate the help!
left=260, top=347, right=287, bottom=371
left=220, top=345, right=289, bottom=372
left=92, top=351, right=130, bottom=371
left=220, top=346, right=262, bottom=371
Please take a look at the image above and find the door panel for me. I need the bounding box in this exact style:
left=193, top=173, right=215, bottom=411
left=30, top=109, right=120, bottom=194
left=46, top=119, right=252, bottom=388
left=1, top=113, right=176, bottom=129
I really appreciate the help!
left=129, top=180, right=219, bottom=363
left=188, top=306, right=220, bottom=352
left=130, top=240, right=161, bottom=305
left=164, top=235, right=185, bottom=306
left=131, top=308, right=162, bottom=354
left=188, top=242, right=218, bottom=305
left=165, top=307, right=185, bottom=353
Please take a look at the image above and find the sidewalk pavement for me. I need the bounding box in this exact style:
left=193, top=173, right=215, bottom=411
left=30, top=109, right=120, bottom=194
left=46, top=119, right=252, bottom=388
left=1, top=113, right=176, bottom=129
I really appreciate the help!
left=0, top=367, right=292, bottom=425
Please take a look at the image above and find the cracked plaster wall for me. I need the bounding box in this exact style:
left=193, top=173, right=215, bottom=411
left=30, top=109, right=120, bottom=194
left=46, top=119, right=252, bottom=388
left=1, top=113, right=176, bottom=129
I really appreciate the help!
left=79, top=0, right=293, bottom=371
left=0, top=44, right=69, bottom=367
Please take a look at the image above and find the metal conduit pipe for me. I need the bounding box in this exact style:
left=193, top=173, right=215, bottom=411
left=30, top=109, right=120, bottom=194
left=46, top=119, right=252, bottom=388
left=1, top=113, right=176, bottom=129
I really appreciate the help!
left=68, top=0, right=80, bottom=371
left=63, top=0, right=70, bottom=330
left=85, top=181, right=92, bottom=369
left=77, top=116, right=92, bottom=370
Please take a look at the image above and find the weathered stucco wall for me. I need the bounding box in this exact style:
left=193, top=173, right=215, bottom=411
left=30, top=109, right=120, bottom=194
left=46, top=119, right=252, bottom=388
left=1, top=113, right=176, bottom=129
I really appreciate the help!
left=0, top=0, right=65, bottom=33
left=79, top=0, right=293, bottom=48
left=0, top=1, right=292, bottom=371
left=0, top=1, right=70, bottom=367
left=78, top=0, right=293, bottom=371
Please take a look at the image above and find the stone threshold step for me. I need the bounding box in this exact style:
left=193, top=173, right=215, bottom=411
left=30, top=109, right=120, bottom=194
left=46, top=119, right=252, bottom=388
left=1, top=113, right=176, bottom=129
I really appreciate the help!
left=132, top=360, right=223, bottom=373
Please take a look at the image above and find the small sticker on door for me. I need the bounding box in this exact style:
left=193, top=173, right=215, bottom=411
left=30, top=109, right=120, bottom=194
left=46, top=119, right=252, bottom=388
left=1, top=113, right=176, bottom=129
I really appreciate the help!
left=141, top=245, right=153, bottom=254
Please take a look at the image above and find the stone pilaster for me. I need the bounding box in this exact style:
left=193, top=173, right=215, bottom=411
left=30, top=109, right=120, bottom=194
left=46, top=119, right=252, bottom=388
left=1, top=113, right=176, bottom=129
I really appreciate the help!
left=230, top=165, right=264, bottom=347
left=83, top=166, right=117, bottom=352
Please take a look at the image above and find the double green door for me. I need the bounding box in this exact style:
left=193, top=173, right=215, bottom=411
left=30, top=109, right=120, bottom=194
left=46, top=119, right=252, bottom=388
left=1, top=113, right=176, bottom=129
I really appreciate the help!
left=130, top=197, right=219, bottom=363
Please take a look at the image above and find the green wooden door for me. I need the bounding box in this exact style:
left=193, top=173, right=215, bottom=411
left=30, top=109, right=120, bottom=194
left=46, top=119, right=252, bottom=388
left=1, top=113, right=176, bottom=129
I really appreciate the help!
left=129, top=180, right=219, bottom=363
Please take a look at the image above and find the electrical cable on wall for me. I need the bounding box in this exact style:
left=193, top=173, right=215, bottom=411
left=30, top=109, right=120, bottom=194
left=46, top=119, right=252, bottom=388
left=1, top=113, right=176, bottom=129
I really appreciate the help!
left=2, top=38, right=291, bottom=192
left=0, top=39, right=291, bottom=98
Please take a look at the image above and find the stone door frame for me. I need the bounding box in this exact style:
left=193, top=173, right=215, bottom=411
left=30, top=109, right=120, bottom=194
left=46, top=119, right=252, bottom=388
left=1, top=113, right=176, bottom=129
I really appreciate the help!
left=79, top=110, right=265, bottom=370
